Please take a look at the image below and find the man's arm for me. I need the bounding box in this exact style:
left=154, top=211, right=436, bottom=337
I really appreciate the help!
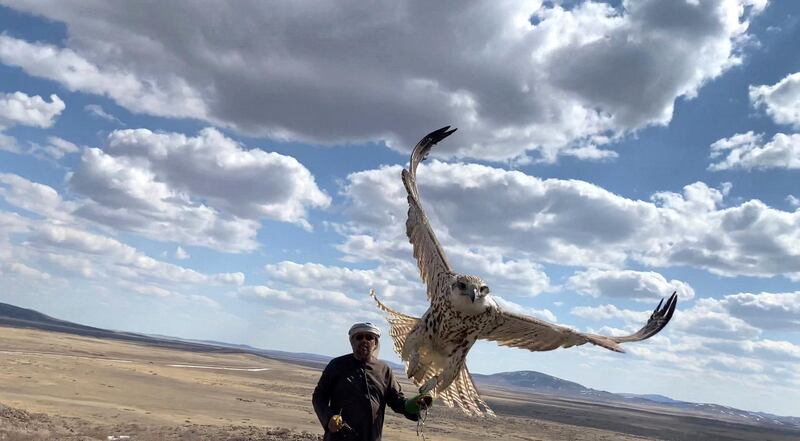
left=385, top=368, right=420, bottom=421
left=312, top=362, right=337, bottom=429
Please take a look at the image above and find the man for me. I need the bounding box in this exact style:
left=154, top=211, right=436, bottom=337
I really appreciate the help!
left=312, top=322, right=428, bottom=441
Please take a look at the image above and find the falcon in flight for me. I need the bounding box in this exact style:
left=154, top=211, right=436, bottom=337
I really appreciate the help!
left=371, top=126, right=678, bottom=416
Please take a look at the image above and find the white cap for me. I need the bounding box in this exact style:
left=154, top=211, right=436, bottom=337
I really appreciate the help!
left=348, top=322, right=381, bottom=338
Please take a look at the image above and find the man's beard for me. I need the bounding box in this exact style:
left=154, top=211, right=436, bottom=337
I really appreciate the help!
left=353, top=341, right=378, bottom=361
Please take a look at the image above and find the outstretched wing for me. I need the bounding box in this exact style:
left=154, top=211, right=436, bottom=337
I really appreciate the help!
left=403, top=126, right=457, bottom=300
left=480, top=293, right=678, bottom=353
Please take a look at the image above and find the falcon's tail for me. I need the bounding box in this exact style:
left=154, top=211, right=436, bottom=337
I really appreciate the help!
left=370, top=290, right=495, bottom=417
left=369, top=289, right=420, bottom=358
left=436, top=365, right=495, bottom=416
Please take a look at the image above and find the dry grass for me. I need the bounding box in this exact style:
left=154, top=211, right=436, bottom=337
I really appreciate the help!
left=1, top=326, right=797, bottom=441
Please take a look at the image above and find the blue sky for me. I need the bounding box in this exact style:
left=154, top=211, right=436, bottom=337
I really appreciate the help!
left=1, top=0, right=799, bottom=417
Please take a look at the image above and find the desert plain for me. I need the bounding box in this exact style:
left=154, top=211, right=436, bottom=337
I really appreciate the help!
left=1, top=325, right=798, bottom=441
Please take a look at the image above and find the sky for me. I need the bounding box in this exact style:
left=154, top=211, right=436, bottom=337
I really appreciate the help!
left=0, top=0, right=799, bottom=417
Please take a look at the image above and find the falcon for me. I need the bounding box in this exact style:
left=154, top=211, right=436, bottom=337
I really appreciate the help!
left=371, top=126, right=678, bottom=416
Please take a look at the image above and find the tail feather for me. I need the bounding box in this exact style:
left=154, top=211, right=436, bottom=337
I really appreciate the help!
left=370, top=289, right=420, bottom=356
left=437, top=366, right=494, bottom=416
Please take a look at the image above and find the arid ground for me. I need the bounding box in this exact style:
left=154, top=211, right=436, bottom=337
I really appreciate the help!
left=1, top=326, right=798, bottom=441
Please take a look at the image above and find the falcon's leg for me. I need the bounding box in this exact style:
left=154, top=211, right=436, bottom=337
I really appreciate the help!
left=402, top=325, right=425, bottom=380
left=432, top=351, right=466, bottom=396
left=408, top=350, right=421, bottom=380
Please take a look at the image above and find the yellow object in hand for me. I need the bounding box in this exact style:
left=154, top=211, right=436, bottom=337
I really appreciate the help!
left=328, top=414, right=344, bottom=432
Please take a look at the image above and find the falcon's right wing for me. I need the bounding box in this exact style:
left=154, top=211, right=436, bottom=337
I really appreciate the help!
left=480, top=293, right=678, bottom=353
left=402, top=126, right=457, bottom=300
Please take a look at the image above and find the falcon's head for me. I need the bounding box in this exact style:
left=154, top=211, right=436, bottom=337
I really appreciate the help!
left=450, top=274, right=495, bottom=313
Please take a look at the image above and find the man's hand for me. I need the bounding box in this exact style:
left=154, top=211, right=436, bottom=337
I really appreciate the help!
left=328, top=414, right=344, bottom=433
left=416, top=394, right=433, bottom=410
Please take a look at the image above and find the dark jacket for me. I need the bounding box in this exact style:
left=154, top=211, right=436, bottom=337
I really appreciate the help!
left=312, top=354, right=418, bottom=441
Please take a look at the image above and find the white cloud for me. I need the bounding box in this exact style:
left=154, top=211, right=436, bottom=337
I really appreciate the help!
left=68, top=127, right=329, bottom=252
left=0, top=35, right=206, bottom=120
left=0, top=91, right=64, bottom=129
left=32, top=136, right=80, bottom=160
left=174, top=246, right=190, bottom=260
left=0, top=0, right=764, bottom=161
left=567, top=269, right=695, bottom=301
left=705, top=339, right=800, bottom=362
left=494, top=296, right=557, bottom=322
left=750, top=71, right=800, bottom=128
left=570, top=304, right=650, bottom=323
left=27, top=223, right=244, bottom=286
left=0, top=91, right=65, bottom=157
left=709, top=131, right=800, bottom=171
left=341, top=161, right=800, bottom=280
left=704, top=354, right=765, bottom=374
left=84, top=104, right=123, bottom=124
left=0, top=173, right=75, bottom=221
left=263, top=260, right=421, bottom=311
left=214, top=272, right=245, bottom=286
left=237, top=285, right=296, bottom=303
left=0, top=261, right=52, bottom=281
left=0, top=204, right=247, bottom=309
left=237, top=283, right=360, bottom=309
left=674, top=299, right=762, bottom=339
left=0, top=131, right=20, bottom=153
left=709, top=291, right=800, bottom=331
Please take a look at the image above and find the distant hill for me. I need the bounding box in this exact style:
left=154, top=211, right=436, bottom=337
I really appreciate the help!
left=1, top=301, right=798, bottom=430
left=0, top=302, right=238, bottom=353
left=473, top=370, right=618, bottom=401
left=473, top=370, right=800, bottom=429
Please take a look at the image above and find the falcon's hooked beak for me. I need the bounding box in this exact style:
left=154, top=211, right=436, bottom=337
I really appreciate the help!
left=469, top=288, right=477, bottom=303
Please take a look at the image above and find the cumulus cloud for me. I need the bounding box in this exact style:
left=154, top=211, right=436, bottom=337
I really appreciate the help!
left=0, top=0, right=765, bottom=161
left=567, top=269, right=694, bottom=301
left=709, top=131, right=800, bottom=171
left=705, top=339, right=800, bottom=362
left=262, top=260, right=422, bottom=312
left=494, top=296, right=557, bottom=322
left=710, top=71, right=800, bottom=172
left=0, top=173, right=76, bottom=221
left=0, top=91, right=64, bottom=129
left=0, top=35, right=206, bottom=119
left=706, top=291, right=800, bottom=331
left=26, top=223, right=244, bottom=286
left=0, top=205, right=245, bottom=307
left=237, top=285, right=296, bottom=303
left=750, top=71, right=800, bottom=128
left=67, top=127, right=329, bottom=252
left=674, top=298, right=762, bottom=339
left=32, top=136, right=80, bottom=160
left=571, top=304, right=651, bottom=323
left=0, top=261, right=52, bottom=281
left=341, top=161, right=800, bottom=280
left=0, top=91, right=65, bottom=156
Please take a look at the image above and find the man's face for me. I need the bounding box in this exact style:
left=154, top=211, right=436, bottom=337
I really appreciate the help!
left=351, top=332, right=378, bottom=361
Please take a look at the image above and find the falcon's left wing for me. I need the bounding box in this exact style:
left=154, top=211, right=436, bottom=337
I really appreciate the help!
left=479, top=293, right=677, bottom=353
left=402, top=126, right=457, bottom=300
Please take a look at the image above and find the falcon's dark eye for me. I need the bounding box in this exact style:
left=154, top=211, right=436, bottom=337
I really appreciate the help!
left=480, top=286, right=490, bottom=295
left=457, top=282, right=467, bottom=290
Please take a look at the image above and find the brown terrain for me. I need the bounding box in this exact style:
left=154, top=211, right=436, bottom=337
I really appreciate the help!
left=1, top=325, right=799, bottom=441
